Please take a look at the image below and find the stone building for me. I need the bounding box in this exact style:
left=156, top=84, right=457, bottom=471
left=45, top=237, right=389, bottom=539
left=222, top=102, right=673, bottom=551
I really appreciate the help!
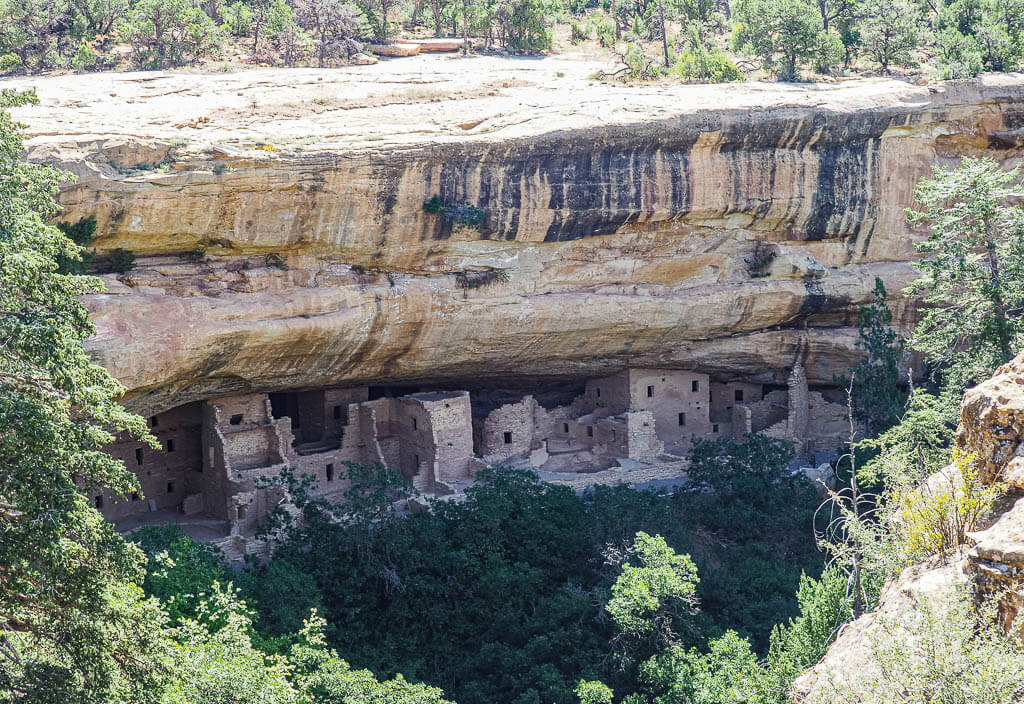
left=98, top=364, right=849, bottom=559
left=100, top=387, right=480, bottom=560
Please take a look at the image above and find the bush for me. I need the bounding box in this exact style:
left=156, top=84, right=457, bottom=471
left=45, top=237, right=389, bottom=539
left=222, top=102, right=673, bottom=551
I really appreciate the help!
left=621, top=42, right=663, bottom=79
left=222, top=1, right=254, bottom=35
left=744, top=240, right=776, bottom=277
left=108, top=247, right=136, bottom=274
left=571, top=19, right=590, bottom=41
left=812, top=31, right=844, bottom=74
left=671, top=46, right=745, bottom=82
left=71, top=41, right=97, bottom=72
left=589, top=12, right=618, bottom=46
left=934, top=27, right=985, bottom=77
left=56, top=216, right=98, bottom=274
left=180, top=247, right=207, bottom=263
left=811, top=587, right=1024, bottom=704
left=265, top=252, right=288, bottom=269
left=896, top=451, right=1001, bottom=559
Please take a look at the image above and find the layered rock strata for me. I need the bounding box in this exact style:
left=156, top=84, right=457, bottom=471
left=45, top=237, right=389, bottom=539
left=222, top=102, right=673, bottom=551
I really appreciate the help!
left=8, top=66, right=1024, bottom=411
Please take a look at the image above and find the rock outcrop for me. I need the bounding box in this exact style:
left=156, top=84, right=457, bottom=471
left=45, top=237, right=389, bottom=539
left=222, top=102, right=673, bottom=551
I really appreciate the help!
left=793, top=353, right=1024, bottom=701
left=8, top=63, right=1024, bottom=412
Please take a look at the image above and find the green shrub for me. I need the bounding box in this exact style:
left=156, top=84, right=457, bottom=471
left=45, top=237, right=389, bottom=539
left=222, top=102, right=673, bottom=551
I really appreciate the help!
left=0, top=53, right=23, bottom=73
left=71, top=41, right=97, bottom=72
left=109, top=248, right=136, bottom=274
left=934, top=28, right=985, bottom=77
left=180, top=247, right=207, bottom=263
left=571, top=19, right=590, bottom=42
left=589, top=13, right=618, bottom=46
left=812, top=32, right=844, bottom=74
left=811, top=587, right=1024, bottom=704
left=56, top=216, right=98, bottom=274
left=222, top=1, right=254, bottom=36
left=265, top=252, right=288, bottom=269
left=622, top=43, right=662, bottom=79
left=671, top=46, right=745, bottom=82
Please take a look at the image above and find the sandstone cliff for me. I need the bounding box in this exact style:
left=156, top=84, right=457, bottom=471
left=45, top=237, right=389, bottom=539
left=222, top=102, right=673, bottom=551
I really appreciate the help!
left=8, top=61, right=1024, bottom=412
left=792, top=353, right=1024, bottom=700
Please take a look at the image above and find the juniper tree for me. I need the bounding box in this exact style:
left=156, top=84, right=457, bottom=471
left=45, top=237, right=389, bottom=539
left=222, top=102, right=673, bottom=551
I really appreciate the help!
left=0, top=88, right=165, bottom=702
left=905, top=157, right=1024, bottom=402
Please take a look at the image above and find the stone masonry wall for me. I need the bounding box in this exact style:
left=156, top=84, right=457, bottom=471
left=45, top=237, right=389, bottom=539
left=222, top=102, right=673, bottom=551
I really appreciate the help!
left=479, top=395, right=540, bottom=460
left=627, top=369, right=711, bottom=449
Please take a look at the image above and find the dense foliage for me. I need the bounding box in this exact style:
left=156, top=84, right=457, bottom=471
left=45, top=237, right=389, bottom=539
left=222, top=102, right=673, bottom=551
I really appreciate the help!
left=0, top=92, right=460, bottom=704
left=127, top=435, right=824, bottom=704
left=7, top=0, right=1024, bottom=78
left=906, top=156, right=1024, bottom=408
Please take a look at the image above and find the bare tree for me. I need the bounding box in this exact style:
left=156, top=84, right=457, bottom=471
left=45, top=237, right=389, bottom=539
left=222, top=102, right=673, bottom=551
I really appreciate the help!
left=294, top=0, right=361, bottom=66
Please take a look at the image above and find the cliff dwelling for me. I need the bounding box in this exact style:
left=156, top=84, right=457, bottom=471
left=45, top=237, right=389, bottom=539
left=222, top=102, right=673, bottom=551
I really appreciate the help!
left=96, top=363, right=849, bottom=560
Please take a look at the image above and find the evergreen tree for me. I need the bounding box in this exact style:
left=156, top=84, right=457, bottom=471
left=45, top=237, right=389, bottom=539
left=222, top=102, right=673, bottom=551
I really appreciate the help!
left=0, top=88, right=165, bottom=702
left=835, top=277, right=904, bottom=437
left=905, top=157, right=1024, bottom=402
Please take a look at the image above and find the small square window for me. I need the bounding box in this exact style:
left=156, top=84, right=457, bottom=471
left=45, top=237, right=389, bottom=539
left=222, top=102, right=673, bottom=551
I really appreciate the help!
left=678, top=412, right=686, bottom=426
left=692, top=380, right=699, bottom=392
left=647, top=385, right=653, bottom=398
left=503, top=431, right=513, bottom=444
left=735, top=389, right=744, bottom=402
left=94, top=494, right=104, bottom=509
left=326, top=463, right=334, bottom=481
left=135, top=448, right=143, bottom=465
left=166, top=439, right=175, bottom=452
left=166, top=481, right=175, bottom=494
left=230, top=414, right=243, bottom=426
left=131, top=491, right=140, bottom=501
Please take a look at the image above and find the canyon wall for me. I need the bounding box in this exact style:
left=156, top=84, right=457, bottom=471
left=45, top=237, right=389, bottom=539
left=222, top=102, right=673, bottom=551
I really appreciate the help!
left=10, top=66, right=1024, bottom=413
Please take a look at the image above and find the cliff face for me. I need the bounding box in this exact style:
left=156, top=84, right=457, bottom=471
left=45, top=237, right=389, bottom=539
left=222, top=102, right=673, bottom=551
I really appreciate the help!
left=9, top=63, right=1024, bottom=412
left=793, top=353, right=1024, bottom=701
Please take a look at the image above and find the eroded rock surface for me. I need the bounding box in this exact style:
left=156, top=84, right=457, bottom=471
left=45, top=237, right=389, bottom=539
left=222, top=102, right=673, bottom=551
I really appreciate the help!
left=793, top=352, right=1024, bottom=701
left=7, top=64, right=1024, bottom=411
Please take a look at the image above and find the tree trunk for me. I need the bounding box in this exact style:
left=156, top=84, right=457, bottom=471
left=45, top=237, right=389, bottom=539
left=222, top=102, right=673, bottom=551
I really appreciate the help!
left=659, top=0, right=669, bottom=66
left=985, top=228, right=1014, bottom=363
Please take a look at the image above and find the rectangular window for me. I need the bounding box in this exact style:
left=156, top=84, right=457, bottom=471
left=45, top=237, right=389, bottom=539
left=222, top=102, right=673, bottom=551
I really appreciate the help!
left=237, top=504, right=247, bottom=520
left=563, top=423, right=569, bottom=433
left=713, top=424, right=719, bottom=433
left=587, top=426, right=593, bottom=437
left=333, top=405, right=342, bottom=420
left=150, top=415, right=159, bottom=427
left=229, top=413, right=243, bottom=425
left=131, top=491, right=140, bottom=501
left=647, top=385, right=653, bottom=398
left=678, top=412, right=686, bottom=426
left=503, top=431, right=513, bottom=444
left=413, top=453, right=420, bottom=467
left=135, top=448, right=143, bottom=465
left=166, top=481, right=174, bottom=494
left=94, top=495, right=104, bottom=509
left=692, top=380, right=699, bottom=392
left=326, top=463, right=334, bottom=481
left=412, top=417, right=418, bottom=430
left=596, top=387, right=601, bottom=397
left=166, top=439, right=175, bottom=453
left=735, top=389, right=744, bottom=402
